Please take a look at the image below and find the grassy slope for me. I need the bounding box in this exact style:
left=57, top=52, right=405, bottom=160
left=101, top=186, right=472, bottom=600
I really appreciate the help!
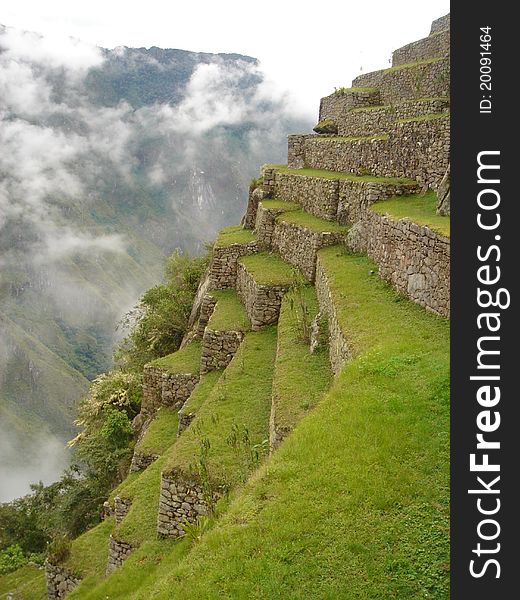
left=272, top=288, right=332, bottom=435
left=277, top=210, right=349, bottom=234
left=150, top=342, right=201, bottom=373
left=214, top=226, right=256, bottom=247
left=238, top=253, right=295, bottom=286
left=164, top=328, right=277, bottom=485
left=130, top=249, right=449, bottom=599
left=207, top=290, right=250, bottom=332
left=0, top=565, right=46, bottom=600
left=269, top=165, right=417, bottom=186
left=178, top=372, right=221, bottom=421
left=135, top=408, right=179, bottom=456
left=372, top=191, right=450, bottom=237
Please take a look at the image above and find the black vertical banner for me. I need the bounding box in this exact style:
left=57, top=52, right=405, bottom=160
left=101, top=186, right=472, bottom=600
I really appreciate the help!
left=451, top=2, right=517, bottom=598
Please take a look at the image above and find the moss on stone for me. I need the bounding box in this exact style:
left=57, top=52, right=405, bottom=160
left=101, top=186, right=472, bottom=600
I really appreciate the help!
left=214, top=226, right=256, bottom=248
left=150, top=342, right=201, bottom=374
left=277, top=210, right=349, bottom=234
left=238, top=252, right=296, bottom=286
left=207, top=290, right=250, bottom=332
left=371, top=190, right=450, bottom=237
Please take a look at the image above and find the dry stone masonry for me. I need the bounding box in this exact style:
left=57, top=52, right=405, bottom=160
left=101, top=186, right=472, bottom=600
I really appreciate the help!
left=113, top=496, right=132, bottom=523
left=106, top=536, right=133, bottom=574
left=271, top=219, right=347, bottom=282
left=44, top=562, right=80, bottom=600
left=236, top=261, right=292, bottom=330
left=350, top=210, right=450, bottom=317
left=157, top=471, right=214, bottom=538
left=315, top=256, right=352, bottom=375
left=209, top=240, right=259, bottom=289
left=142, top=365, right=198, bottom=416
left=200, top=329, right=244, bottom=373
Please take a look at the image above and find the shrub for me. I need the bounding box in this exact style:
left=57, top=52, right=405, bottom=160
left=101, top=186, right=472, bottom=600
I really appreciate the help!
left=0, top=544, right=27, bottom=575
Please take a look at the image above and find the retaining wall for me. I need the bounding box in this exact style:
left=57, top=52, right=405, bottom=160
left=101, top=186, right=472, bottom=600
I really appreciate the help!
left=142, top=366, right=198, bottom=416
left=209, top=241, right=259, bottom=289
left=200, top=329, right=244, bottom=373
left=45, top=562, right=80, bottom=600
left=106, top=536, right=133, bottom=574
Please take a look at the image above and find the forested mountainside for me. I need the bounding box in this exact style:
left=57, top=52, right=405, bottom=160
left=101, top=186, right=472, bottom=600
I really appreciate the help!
left=0, top=24, right=311, bottom=500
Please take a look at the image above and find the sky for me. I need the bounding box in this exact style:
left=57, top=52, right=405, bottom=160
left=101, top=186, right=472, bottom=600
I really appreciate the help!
left=2, top=0, right=450, bottom=117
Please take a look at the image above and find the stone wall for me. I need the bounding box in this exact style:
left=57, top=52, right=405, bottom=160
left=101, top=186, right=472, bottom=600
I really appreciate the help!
left=209, top=240, right=259, bottom=289
left=236, top=262, right=291, bottom=330
left=337, top=179, right=420, bottom=225
left=337, top=98, right=449, bottom=137
left=142, top=365, right=199, bottom=416
left=318, top=89, right=381, bottom=123
left=106, top=536, right=133, bottom=574
left=290, top=115, right=449, bottom=191
left=315, top=256, right=351, bottom=375
left=113, top=496, right=132, bottom=523
left=351, top=210, right=450, bottom=317
left=157, top=471, right=213, bottom=538
left=264, top=167, right=339, bottom=220
left=271, top=219, right=347, bottom=282
left=430, top=13, right=450, bottom=34
left=392, top=29, right=450, bottom=67
left=255, top=202, right=289, bottom=248
left=200, top=329, right=244, bottom=373
left=177, top=411, right=195, bottom=436
left=45, top=562, right=80, bottom=600
left=194, top=294, right=217, bottom=339
left=129, top=450, right=159, bottom=473
left=351, top=57, right=450, bottom=105
left=243, top=185, right=270, bottom=229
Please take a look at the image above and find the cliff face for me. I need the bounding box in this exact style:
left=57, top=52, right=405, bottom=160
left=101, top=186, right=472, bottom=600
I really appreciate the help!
left=2, top=13, right=451, bottom=599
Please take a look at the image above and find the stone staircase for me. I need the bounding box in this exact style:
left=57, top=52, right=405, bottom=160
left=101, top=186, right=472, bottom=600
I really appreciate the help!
left=44, top=13, right=451, bottom=598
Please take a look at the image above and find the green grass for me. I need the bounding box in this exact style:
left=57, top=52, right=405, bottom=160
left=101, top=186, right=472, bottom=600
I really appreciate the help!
left=164, top=328, right=277, bottom=486
left=214, top=225, right=256, bottom=248
left=65, top=518, right=115, bottom=579
left=121, top=250, right=450, bottom=599
left=238, top=253, right=296, bottom=286
left=259, top=199, right=300, bottom=212
left=136, top=407, right=179, bottom=456
left=271, top=288, right=332, bottom=437
left=206, top=290, right=250, bottom=332
left=178, top=371, right=222, bottom=420
left=67, top=540, right=188, bottom=600
left=269, top=165, right=417, bottom=186
left=397, top=112, right=449, bottom=124
left=372, top=191, right=450, bottom=237
left=150, top=342, right=201, bottom=374
left=114, top=454, right=169, bottom=546
left=383, top=56, right=446, bottom=74
left=311, top=134, right=389, bottom=142
left=332, top=87, right=378, bottom=94
left=277, top=210, right=349, bottom=234
left=0, top=564, right=46, bottom=599
left=349, top=104, right=388, bottom=113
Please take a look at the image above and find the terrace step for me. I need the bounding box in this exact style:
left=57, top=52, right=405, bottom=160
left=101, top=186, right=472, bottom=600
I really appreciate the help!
left=317, top=88, right=381, bottom=129
left=269, top=288, right=331, bottom=450
left=392, top=29, right=449, bottom=67
left=336, top=97, right=449, bottom=137
left=158, top=328, right=276, bottom=538
left=262, top=166, right=419, bottom=223
left=430, top=13, right=450, bottom=34
left=209, top=225, right=258, bottom=289
left=254, top=198, right=300, bottom=247
left=236, top=253, right=295, bottom=330
left=200, top=289, right=249, bottom=374
left=177, top=371, right=221, bottom=435
left=270, top=209, right=348, bottom=282
left=140, top=342, right=201, bottom=418
left=351, top=57, right=450, bottom=104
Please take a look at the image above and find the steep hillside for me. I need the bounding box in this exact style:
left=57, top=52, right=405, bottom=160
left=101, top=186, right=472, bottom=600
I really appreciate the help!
left=0, top=12, right=451, bottom=598
left=0, top=24, right=310, bottom=497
